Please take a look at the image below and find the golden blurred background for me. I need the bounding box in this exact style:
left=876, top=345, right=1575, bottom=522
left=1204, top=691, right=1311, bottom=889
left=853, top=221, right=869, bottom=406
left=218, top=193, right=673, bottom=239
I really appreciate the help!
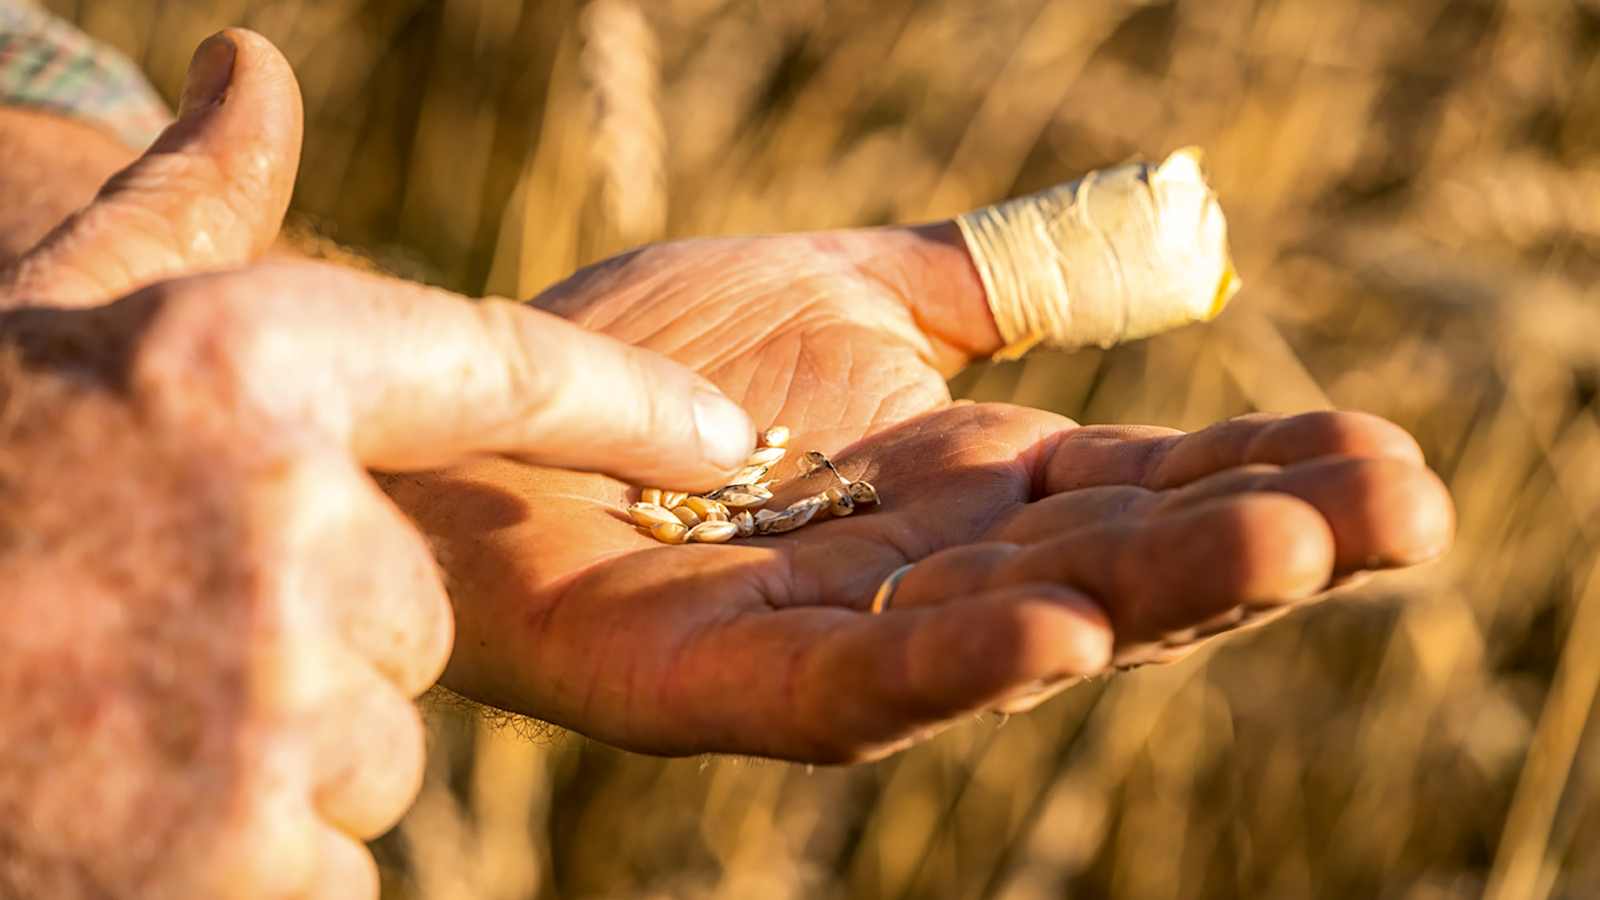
left=41, top=0, right=1600, bottom=896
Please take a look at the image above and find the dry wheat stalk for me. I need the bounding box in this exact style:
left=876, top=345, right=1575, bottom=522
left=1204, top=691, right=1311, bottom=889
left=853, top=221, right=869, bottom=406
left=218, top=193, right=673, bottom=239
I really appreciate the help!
left=627, top=425, right=880, bottom=544
left=580, top=0, right=667, bottom=242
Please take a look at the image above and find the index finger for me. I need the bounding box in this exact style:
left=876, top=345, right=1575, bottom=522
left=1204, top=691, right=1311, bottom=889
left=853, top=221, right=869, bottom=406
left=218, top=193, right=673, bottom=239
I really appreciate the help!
left=126, top=261, right=757, bottom=489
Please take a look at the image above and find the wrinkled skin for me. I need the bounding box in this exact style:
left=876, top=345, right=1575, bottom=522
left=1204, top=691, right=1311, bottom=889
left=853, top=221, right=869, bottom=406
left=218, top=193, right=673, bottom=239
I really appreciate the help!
left=0, top=31, right=1453, bottom=900
left=1, top=32, right=431, bottom=897
left=391, top=233, right=1454, bottom=763
left=0, top=29, right=758, bottom=899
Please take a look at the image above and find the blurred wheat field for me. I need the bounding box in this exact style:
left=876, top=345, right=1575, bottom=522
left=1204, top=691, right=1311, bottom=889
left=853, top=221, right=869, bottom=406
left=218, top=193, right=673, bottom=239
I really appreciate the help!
left=40, top=0, right=1600, bottom=897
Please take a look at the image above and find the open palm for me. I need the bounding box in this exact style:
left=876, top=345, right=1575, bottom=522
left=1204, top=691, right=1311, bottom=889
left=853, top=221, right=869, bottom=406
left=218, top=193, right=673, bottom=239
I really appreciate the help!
left=385, top=229, right=1453, bottom=763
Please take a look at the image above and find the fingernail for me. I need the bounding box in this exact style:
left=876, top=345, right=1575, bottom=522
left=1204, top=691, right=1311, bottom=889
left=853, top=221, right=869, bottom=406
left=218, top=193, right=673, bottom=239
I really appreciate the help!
left=178, top=33, right=237, bottom=118
left=692, top=390, right=754, bottom=472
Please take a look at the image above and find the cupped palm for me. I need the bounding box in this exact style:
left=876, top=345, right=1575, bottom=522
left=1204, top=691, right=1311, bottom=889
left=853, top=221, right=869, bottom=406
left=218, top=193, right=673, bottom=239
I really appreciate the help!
left=386, top=229, right=1453, bottom=762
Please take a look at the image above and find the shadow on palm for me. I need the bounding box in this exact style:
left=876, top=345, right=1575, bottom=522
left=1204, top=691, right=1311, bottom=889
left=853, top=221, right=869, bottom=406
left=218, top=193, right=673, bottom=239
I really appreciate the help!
left=389, top=402, right=1052, bottom=759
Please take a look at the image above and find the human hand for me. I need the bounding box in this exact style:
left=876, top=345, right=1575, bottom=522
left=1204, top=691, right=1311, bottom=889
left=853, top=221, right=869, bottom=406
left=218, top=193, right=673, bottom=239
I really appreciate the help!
left=391, top=226, right=1454, bottom=762
left=0, top=31, right=757, bottom=899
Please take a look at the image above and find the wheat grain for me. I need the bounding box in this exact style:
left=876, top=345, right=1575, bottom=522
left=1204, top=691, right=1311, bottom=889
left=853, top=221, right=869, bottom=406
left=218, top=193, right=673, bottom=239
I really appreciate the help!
left=687, top=520, right=739, bottom=543
left=628, top=502, right=682, bottom=528
left=632, top=428, right=880, bottom=543
left=757, top=494, right=828, bottom=534
left=650, top=522, right=688, bottom=544
left=746, top=447, right=787, bottom=467
left=846, top=480, right=880, bottom=507
left=682, top=496, right=728, bottom=521
left=711, top=485, right=773, bottom=509
left=827, top=487, right=856, bottom=517
left=728, top=464, right=770, bottom=485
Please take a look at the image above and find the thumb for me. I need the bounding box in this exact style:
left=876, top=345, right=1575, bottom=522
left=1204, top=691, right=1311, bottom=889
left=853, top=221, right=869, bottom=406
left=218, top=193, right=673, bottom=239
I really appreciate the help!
left=3, top=29, right=303, bottom=308
left=133, top=262, right=758, bottom=489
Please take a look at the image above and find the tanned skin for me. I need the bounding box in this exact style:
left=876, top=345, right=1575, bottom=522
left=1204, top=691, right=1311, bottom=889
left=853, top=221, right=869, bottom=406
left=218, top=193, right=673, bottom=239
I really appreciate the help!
left=0, top=27, right=1454, bottom=899
left=0, top=54, right=438, bottom=898
left=0, top=30, right=761, bottom=898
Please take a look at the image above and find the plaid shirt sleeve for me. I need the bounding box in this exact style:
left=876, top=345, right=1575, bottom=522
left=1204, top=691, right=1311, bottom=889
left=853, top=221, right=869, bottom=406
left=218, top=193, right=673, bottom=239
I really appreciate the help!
left=0, top=0, right=171, bottom=148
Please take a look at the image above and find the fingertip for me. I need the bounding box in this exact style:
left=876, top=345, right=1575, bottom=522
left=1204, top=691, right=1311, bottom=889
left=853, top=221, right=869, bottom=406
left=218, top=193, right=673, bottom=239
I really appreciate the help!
left=1257, top=455, right=1455, bottom=574
left=177, top=32, right=237, bottom=118
left=593, top=350, right=753, bottom=490
left=163, top=27, right=303, bottom=187
left=217, top=27, right=305, bottom=119
left=484, top=312, right=754, bottom=490
left=925, top=585, right=1113, bottom=701
left=1413, top=466, right=1457, bottom=562
left=1342, top=457, right=1456, bottom=569
left=1249, top=410, right=1426, bottom=467
left=691, top=388, right=756, bottom=473
left=1037, top=589, right=1116, bottom=676
left=1225, top=493, right=1338, bottom=599
left=170, top=27, right=302, bottom=139
left=1145, top=493, right=1336, bottom=610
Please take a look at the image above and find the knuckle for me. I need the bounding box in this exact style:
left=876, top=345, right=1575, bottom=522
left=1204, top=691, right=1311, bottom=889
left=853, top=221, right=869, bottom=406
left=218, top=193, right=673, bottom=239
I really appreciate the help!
left=360, top=517, right=453, bottom=696
left=411, top=574, right=454, bottom=693
left=201, top=798, right=323, bottom=898
left=357, top=498, right=452, bottom=691
left=356, top=687, right=427, bottom=834
left=316, top=666, right=427, bottom=839
left=256, top=459, right=371, bottom=579
left=126, top=277, right=262, bottom=407
left=308, top=828, right=381, bottom=900
left=254, top=458, right=451, bottom=697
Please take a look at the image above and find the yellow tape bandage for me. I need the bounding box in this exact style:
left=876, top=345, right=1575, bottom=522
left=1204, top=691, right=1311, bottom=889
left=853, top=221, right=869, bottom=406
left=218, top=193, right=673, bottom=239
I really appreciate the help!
left=955, top=147, right=1241, bottom=360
